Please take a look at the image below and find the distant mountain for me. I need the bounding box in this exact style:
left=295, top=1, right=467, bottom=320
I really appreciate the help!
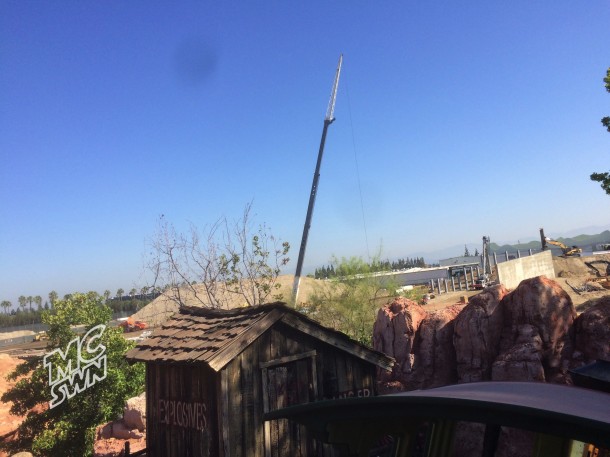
left=491, top=230, right=610, bottom=253
left=408, top=230, right=610, bottom=264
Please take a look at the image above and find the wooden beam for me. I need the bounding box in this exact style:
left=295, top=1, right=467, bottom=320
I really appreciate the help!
left=259, top=350, right=317, bottom=369
left=280, top=314, right=394, bottom=371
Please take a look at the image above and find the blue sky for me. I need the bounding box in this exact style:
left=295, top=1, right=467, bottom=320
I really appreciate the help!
left=1, top=1, right=609, bottom=305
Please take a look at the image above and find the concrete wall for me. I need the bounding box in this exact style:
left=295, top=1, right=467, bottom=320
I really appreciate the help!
left=375, top=268, right=450, bottom=287
left=496, top=250, right=555, bottom=290
left=439, top=256, right=482, bottom=267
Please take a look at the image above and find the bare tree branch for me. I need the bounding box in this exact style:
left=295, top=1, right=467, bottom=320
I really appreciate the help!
left=147, top=204, right=290, bottom=308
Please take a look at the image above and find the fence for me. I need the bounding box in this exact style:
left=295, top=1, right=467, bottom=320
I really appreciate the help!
left=0, top=310, right=138, bottom=348
left=429, top=249, right=547, bottom=294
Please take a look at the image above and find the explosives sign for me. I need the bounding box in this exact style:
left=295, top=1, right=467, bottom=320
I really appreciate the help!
left=159, top=399, right=208, bottom=431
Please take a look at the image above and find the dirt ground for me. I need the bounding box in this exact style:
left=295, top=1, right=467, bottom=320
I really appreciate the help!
left=423, top=254, right=610, bottom=312
left=0, top=353, right=31, bottom=457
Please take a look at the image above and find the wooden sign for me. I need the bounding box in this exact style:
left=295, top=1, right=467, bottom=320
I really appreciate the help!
left=159, top=399, right=208, bottom=431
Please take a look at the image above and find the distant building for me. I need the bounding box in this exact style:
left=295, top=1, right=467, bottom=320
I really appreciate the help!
left=439, top=256, right=482, bottom=268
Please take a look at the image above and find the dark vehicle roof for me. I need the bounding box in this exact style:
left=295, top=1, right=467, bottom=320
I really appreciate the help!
left=265, top=381, right=610, bottom=449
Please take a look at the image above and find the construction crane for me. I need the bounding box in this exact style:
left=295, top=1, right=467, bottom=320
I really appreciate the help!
left=292, top=55, right=343, bottom=304
left=473, top=236, right=493, bottom=289
left=482, top=236, right=492, bottom=276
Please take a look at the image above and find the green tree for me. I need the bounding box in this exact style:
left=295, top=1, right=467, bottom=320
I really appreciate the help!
left=34, top=295, right=42, bottom=311
left=129, top=288, right=137, bottom=300
left=1, top=300, right=11, bottom=314
left=0, top=292, right=145, bottom=457
left=18, top=295, right=27, bottom=312
left=464, top=245, right=471, bottom=257
left=590, top=67, right=610, bottom=195
left=103, top=290, right=111, bottom=302
left=116, top=288, right=124, bottom=301
left=48, top=290, right=58, bottom=307
left=27, top=296, right=33, bottom=312
left=297, top=255, right=398, bottom=346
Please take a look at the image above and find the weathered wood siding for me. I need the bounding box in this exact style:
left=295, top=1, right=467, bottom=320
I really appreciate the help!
left=221, top=322, right=378, bottom=457
left=143, top=316, right=381, bottom=457
left=146, top=363, right=219, bottom=457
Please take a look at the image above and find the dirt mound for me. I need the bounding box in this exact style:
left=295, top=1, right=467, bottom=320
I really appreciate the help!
left=553, top=255, right=593, bottom=277
left=552, top=254, right=610, bottom=308
left=132, top=275, right=331, bottom=328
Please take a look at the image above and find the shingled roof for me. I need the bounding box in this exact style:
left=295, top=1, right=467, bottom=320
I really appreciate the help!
left=125, top=302, right=394, bottom=372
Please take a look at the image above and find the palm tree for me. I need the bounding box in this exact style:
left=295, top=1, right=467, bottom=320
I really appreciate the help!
left=18, top=296, right=26, bottom=312
left=1, top=300, right=11, bottom=314
left=103, top=290, right=111, bottom=302
left=117, top=288, right=124, bottom=301
left=129, top=288, right=137, bottom=300
left=48, top=290, right=58, bottom=307
left=27, top=296, right=33, bottom=312
left=140, top=286, right=149, bottom=299
left=34, top=295, right=42, bottom=311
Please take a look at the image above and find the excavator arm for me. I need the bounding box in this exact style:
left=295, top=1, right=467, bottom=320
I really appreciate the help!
left=545, top=238, right=582, bottom=256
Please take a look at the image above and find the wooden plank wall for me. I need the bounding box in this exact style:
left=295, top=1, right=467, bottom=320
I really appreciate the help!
left=221, top=323, right=378, bottom=457
left=143, top=322, right=379, bottom=457
left=146, top=363, right=219, bottom=457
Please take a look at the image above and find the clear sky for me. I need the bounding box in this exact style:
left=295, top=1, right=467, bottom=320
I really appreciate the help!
left=1, top=1, right=609, bottom=306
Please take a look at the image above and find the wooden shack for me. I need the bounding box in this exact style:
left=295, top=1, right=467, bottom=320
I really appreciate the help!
left=126, top=302, right=394, bottom=457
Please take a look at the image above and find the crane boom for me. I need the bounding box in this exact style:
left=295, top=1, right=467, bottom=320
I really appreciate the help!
left=292, top=55, right=343, bottom=304
left=325, top=55, right=343, bottom=121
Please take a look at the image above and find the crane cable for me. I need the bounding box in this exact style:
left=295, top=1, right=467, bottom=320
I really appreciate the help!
left=344, top=75, right=371, bottom=262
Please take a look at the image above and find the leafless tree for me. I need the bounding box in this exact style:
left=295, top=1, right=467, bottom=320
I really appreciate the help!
left=148, top=203, right=290, bottom=308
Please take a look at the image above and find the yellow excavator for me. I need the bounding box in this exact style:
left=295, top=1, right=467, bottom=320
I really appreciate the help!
left=545, top=238, right=582, bottom=257
left=539, top=228, right=582, bottom=257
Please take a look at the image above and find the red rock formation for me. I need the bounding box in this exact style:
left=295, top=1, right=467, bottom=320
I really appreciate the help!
left=371, top=276, right=602, bottom=457
left=372, top=297, right=427, bottom=386
left=411, top=304, right=464, bottom=389
left=453, top=285, right=509, bottom=382
left=574, top=296, right=610, bottom=362
left=495, top=276, right=576, bottom=383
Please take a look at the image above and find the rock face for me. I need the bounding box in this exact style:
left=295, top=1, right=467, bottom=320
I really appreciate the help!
left=94, top=393, right=147, bottom=457
left=123, top=392, right=146, bottom=431
left=574, top=296, right=610, bottom=362
left=372, top=297, right=426, bottom=386
left=412, top=304, right=464, bottom=389
left=375, top=277, right=583, bottom=390
left=454, top=285, right=508, bottom=382
left=495, top=276, right=576, bottom=384
left=372, top=275, right=610, bottom=457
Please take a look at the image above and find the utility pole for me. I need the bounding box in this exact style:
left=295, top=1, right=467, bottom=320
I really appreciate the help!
left=292, top=55, right=343, bottom=305
left=482, top=236, right=492, bottom=276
